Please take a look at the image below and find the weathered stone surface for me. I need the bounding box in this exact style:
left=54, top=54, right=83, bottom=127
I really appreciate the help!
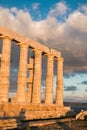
left=45, top=54, right=54, bottom=104
left=17, top=43, right=28, bottom=103
left=0, top=27, right=70, bottom=128
left=32, top=49, right=42, bottom=103
left=0, top=26, right=50, bottom=53
left=76, top=110, right=87, bottom=120
left=0, top=37, right=11, bottom=102
left=56, top=58, right=64, bottom=106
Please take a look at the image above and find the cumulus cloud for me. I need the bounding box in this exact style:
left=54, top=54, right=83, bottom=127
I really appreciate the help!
left=64, top=85, right=77, bottom=91
left=0, top=2, right=87, bottom=73
left=48, top=1, right=68, bottom=17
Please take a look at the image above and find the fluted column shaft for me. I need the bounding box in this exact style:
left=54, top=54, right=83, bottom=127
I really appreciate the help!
left=26, top=58, right=34, bottom=103
left=45, top=55, right=54, bottom=104
left=28, top=69, right=33, bottom=103
left=17, top=43, right=28, bottom=103
left=56, top=58, right=64, bottom=106
left=0, top=37, right=11, bottom=102
left=32, top=50, right=42, bottom=103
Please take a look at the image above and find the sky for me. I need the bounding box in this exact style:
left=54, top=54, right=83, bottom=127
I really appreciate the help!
left=0, top=0, right=87, bottom=102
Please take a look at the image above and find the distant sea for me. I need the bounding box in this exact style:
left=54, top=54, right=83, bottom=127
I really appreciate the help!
left=71, top=106, right=87, bottom=114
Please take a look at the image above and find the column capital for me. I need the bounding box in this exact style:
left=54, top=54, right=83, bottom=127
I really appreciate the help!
left=0, top=35, right=12, bottom=40
left=32, top=49, right=42, bottom=54
left=56, top=57, right=64, bottom=62
left=45, top=53, right=54, bottom=58
left=17, top=42, right=28, bottom=48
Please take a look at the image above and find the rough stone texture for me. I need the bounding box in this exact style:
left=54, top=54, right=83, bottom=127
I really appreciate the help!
left=16, top=43, right=28, bottom=103
left=0, top=103, right=70, bottom=119
left=45, top=54, right=54, bottom=104
left=26, top=58, right=34, bottom=103
left=0, top=27, right=70, bottom=128
left=76, top=110, right=87, bottom=120
left=0, top=119, right=18, bottom=129
left=50, top=49, right=61, bottom=58
left=56, top=58, right=64, bottom=106
left=0, top=26, right=50, bottom=53
left=32, top=50, right=42, bottom=103
left=0, top=37, right=11, bottom=102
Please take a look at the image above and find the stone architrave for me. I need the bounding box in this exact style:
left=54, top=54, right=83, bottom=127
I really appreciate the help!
left=32, top=49, right=42, bottom=104
left=0, top=36, right=11, bottom=102
left=17, top=43, right=28, bottom=103
left=56, top=57, right=64, bottom=106
left=45, top=54, right=54, bottom=104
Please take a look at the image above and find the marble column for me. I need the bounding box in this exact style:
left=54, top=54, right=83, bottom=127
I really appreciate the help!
left=26, top=83, right=33, bottom=103
left=26, top=58, right=34, bottom=103
left=0, top=54, right=2, bottom=68
left=56, top=57, right=64, bottom=106
left=0, top=36, right=11, bottom=102
left=32, top=49, right=42, bottom=103
left=45, top=54, right=54, bottom=104
left=17, top=43, right=28, bottom=103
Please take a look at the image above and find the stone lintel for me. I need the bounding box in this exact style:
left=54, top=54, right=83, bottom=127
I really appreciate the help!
left=50, top=49, right=61, bottom=58
left=45, top=53, right=54, bottom=58
left=0, top=26, right=50, bottom=53
left=0, top=35, right=12, bottom=40
left=17, top=42, right=28, bottom=48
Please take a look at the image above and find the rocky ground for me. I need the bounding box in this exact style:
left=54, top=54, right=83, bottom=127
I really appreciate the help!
left=11, top=119, right=87, bottom=130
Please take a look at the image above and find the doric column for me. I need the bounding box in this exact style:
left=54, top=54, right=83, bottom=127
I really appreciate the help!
left=56, top=57, right=64, bottom=106
left=45, top=54, right=54, bottom=104
left=0, top=36, right=11, bottom=102
left=26, top=58, right=34, bottom=103
left=26, top=83, right=33, bottom=103
left=32, top=49, right=42, bottom=103
left=17, top=43, right=28, bottom=103
left=0, top=54, right=2, bottom=68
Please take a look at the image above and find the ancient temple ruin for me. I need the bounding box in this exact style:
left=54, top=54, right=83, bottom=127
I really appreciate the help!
left=0, top=26, right=70, bottom=119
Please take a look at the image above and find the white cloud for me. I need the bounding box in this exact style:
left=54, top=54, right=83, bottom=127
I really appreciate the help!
left=0, top=2, right=87, bottom=72
left=66, top=11, right=87, bottom=33
left=32, top=3, right=40, bottom=10
left=48, top=2, right=68, bottom=17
